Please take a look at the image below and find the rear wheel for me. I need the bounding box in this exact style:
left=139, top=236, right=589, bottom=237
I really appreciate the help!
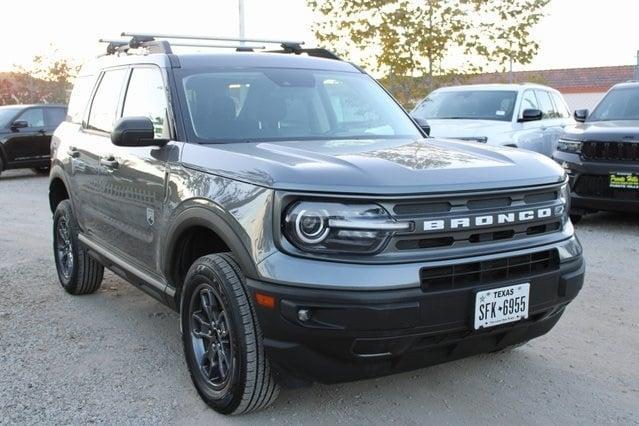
left=53, top=200, right=104, bottom=295
left=181, top=254, right=279, bottom=415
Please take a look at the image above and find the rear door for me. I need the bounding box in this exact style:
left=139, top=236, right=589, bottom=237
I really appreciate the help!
left=95, top=65, right=172, bottom=273
left=77, top=68, right=129, bottom=243
left=3, top=107, right=48, bottom=164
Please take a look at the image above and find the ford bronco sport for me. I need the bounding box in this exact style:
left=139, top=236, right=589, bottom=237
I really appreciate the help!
left=49, top=33, right=585, bottom=415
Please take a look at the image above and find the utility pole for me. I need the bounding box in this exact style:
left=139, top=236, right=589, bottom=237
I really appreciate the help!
left=238, top=0, right=246, bottom=44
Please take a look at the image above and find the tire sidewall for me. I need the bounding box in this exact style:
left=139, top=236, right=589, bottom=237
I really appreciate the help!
left=181, top=260, right=248, bottom=413
left=53, top=200, right=80, bottom=290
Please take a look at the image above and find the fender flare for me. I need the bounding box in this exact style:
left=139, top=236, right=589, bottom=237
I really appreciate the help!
left=162, top=202, right=258, bottom=290
left=48, top=165, right=74, bottom=213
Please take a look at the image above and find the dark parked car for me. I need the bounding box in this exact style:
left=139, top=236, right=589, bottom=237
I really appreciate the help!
left=49, top=33, right=584, bottom=415
left=554, top=81, right=639, bottom=222
left=0, top=104, right=66, bottom=177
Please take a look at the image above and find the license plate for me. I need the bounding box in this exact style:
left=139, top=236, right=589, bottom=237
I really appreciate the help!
left=610, top=172, right=639, bottom=190
left=474, top=283, right=529, bottom=330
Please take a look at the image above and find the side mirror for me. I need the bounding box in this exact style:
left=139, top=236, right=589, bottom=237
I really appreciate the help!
left=574, top=109, right=589, bottom=123
left=411, top=115, right=431, bottom=136
left=111, top=116, right=165, bottom=147
left=11, top=120, right=29, bottom=131
left=518, top=109, right=543, bottom=123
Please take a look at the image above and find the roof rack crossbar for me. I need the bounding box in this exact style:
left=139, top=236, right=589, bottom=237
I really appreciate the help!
left=121, top=32, right=304, bottom=47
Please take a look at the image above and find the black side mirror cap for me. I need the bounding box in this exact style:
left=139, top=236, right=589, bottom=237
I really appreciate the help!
left=518, top=109, right=543, bottom=123
left=11, top=120, right=29, bottom=130
left=111, top=117, right=166, bottom=147
left=574, top=109, right=589, bottom=122
left=411, top=115, right=431, bottom=136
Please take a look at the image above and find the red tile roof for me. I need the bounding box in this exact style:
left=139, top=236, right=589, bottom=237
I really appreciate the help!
left=467, top=65, right=636, bottom=93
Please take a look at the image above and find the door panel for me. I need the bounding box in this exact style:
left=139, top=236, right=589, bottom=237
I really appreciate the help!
left=95, top=66, right=171, bottom=272
left=3, top=108, right=49, bottom=164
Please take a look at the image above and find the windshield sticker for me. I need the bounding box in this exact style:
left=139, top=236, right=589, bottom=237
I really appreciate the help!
left=496, top=110, right=506, bottom=116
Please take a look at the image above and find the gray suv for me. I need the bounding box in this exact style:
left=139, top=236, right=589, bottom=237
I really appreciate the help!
left=49, top=34, right=585, bottom=415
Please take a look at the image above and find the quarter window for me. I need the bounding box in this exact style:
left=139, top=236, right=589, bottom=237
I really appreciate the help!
left=88, top=69, right=127, bottom=133
left=67, top=75, right=95, bottom=124
left=122, top=67, right=170, bottom=139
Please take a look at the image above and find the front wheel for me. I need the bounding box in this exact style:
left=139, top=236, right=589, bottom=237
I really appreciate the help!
left=181, top=254, right=279, bottom=415
left=570, top=214, right=583, bottom=224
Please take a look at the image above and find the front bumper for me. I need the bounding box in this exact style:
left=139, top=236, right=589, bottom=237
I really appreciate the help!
left=554, top=151, right=639, bottom=213
left=247, top=239, right=585, bottom=385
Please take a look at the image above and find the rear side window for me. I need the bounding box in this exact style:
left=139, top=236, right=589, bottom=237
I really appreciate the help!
left=535, top=90, right=557, bottom=119
left=122, top=67, right=170, bottom=139
left=87, top=69, right=128, bottom=133
left=67, top=76, right=95, bottom=124
left=16, top=108, right=45, bottom=127
left=550, top=92, right=571, bottom=118
left=45, top=108, right=67, bottom=127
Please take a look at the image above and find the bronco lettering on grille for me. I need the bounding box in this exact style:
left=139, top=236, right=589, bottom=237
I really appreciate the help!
left=422, top=207, right=558, bottom=232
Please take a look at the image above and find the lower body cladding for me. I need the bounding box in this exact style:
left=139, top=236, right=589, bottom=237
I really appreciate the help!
left=246, top=238, right=584, bottom=385
left=555, top=152, right=639, bottom=214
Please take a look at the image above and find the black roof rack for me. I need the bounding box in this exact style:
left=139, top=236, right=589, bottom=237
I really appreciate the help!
left=99, top=32, right=341, bottom=61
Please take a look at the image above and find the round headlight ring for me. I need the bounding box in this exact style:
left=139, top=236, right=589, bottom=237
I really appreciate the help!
left=294, top=209, right=330, bottom=244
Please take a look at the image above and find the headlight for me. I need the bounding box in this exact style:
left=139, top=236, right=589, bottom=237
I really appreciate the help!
left=557, top=138, right=581, bottom=154
left=559, top=182, right=571, bottom=215
left=283, top=201, right=410, bottom=254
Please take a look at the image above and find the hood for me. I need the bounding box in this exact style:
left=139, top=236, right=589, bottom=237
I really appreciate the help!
left=427, top=119, right=513, bottom=139
left=180, top=138, right=565, bottom=195
left=563, top=120, right=639, bottom=142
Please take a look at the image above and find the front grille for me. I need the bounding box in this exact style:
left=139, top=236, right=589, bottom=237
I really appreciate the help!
left=581, top=141, right=639, bottom=162
left=574, top=175, right=639, bottom=200
left=420, top=249, right=559, bottom=291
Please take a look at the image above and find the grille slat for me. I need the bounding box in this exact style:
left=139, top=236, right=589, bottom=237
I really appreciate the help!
left=582, top=141, right=639, bottom=161
left=420, top=250, right=558, bottom=291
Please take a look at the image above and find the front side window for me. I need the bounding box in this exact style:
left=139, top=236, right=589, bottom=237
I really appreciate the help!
left=589, top=86, right=639, bottom=121
left=122, top=67, right=170, bottom=139
left=519, top=90, right=539, bottom=117
left=177, top=68, right=421, bottom=143
left=535, top=90, right=557, bottom=119
left=16, top=108, right=45, bottom=128
left=412, top=90, right=518, bottom=122
left=88, top=69, right=127, bottom=133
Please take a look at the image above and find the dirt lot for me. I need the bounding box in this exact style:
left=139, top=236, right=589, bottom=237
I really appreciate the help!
left=0, top=169, right=638, bottom=425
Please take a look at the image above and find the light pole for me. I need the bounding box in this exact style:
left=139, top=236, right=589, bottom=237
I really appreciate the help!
left=239, top=0, right=246, bottom=44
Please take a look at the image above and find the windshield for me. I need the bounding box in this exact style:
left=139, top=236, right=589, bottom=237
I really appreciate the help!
left=589, top=86, right=639, bottom=121
left=177, top=68, right=421, bottom=143
left=412, top=90, right=518, bottom=122
left=0, top=106, right=22, bottom=128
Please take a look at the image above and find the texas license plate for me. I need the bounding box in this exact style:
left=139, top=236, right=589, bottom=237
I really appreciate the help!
left=610, top=172, right=639, bottom=190
left=474, top=283, right=529, bottom=330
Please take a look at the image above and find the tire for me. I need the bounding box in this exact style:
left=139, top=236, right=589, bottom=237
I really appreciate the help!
left=0, top=157, right=3, bottom=177
left=53, top=200, right=104, bottom=295
left=570, top=214, right=582, bottom=224
left=33, top=166, right=50, bottom=175
left=181, top=254, right=279, bottom=415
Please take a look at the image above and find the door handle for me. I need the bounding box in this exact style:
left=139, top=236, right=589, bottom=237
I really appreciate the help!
left=68, top=147, right=80, bottom=158
left=100, top=156, right=119, bottom=169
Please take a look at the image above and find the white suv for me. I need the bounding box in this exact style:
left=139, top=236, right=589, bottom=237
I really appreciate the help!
left=411, top=83, right=574, bottom=157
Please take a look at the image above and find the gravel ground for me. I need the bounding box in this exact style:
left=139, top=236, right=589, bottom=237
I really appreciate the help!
left=0, top=168, right=638, bottom=425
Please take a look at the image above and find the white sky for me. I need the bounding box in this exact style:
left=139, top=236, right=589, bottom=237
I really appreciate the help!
left=0, top=0, right=636, bottom=73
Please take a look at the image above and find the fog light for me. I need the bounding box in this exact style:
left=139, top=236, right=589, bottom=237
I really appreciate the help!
left=298, top=309, right=311, bottom=322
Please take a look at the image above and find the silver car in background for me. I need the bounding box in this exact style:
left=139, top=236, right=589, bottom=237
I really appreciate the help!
left=411, top=83, right=574, bottom=157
